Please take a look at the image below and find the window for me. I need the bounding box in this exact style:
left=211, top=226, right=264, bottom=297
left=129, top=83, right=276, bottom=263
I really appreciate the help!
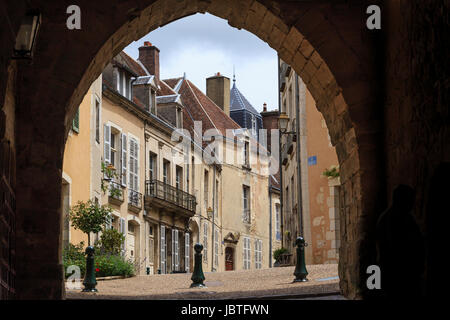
left=149, top=89, right=156, bottom=114
left=255, top=239, right=262, bottom=269
left=72, top=108, right=80, bottom=133
left=243, top=140, right=250, bottom=166
left=203, top=222, right=208, bottom=262
left=176, top=166, right=183, bottom=190
left=243, top=185, right=250, bottom=223
left=214, top=228, right=219, bottom=267
left=149, top=152, right=157, bottom=180
left=129, top=138, right=139, bottom=192
left=275, top=204, right=281, bottom=241
left=176, top=107, right=182, bottom=128
left=117, top=69, right=132, bottom=100
left=204, top=170, right=209, bottom=210
left=95, top=99, right=100, bottom=143
left=243, top=237, right=251, bottom=269
left=163, top=160, right=170, bottom=184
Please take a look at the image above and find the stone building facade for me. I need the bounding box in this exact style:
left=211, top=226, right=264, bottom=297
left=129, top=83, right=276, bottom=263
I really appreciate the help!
left=279, top=60, right=340, bottom=265
left=62, top=42, right=276, bottom=275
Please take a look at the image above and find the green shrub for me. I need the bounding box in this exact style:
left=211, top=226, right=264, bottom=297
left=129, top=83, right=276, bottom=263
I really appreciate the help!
left=96, top=228, right=125, bottom=255
left=273, top=247, right=289, bottom=262
left=62, top=242, right=134, bottom=279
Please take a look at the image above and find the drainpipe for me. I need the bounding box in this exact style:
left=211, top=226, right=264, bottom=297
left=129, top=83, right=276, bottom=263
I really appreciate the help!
left=212, top=164, right=216, bottom=272
left=295, top=73, right=304, bottom=236
left=269, top=185, right=273, bottom=268
left=277, top=54, right=284, bottom=249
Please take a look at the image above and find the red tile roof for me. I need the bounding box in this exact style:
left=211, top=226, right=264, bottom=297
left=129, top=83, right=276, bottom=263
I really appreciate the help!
left=118, top=51, right=147, bottom=76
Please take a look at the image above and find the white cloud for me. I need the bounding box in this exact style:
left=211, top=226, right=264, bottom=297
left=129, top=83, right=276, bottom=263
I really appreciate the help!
left=124, top=13, right=278, bottom=112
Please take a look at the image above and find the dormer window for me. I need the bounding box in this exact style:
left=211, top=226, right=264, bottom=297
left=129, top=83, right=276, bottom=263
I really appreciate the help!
left=176, top=107, right=182, bottom=128
left=149, top=89, right=156, bottom=114
left=117, top=68, right=132, bottom=100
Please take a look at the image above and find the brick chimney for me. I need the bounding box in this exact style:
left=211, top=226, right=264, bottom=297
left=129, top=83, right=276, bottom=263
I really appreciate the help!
left=138, top=41, right=160, bottom=82
left=206, top=72, right=230, bottom=116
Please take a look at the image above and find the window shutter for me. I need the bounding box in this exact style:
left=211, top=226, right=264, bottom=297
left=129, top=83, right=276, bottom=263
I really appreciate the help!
left=161, top=225, right=166, bottom=274
left=135, top=140, right=139, bottom=192
left=121, top=133, right=127, bottom=186
left=174, top=230, right=179, bottom=271
left=185, top=233, right=190, bottom=272
left=128, top=139, right=139, bottom=192
left=119, top=218, right=126, bottom=255
left=104, top=124, right=111, bottom=164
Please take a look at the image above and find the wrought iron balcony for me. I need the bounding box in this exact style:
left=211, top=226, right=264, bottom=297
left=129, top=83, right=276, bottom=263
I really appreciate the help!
left=108, top=181, right=124, bottom=205
left=128, top=189, right=142, bottom=213
left=144, top=180, right=196, bottom=216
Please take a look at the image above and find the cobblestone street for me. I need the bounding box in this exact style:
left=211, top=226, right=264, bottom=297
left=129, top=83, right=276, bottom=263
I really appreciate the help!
left=67, top=264, right=340, bottom=299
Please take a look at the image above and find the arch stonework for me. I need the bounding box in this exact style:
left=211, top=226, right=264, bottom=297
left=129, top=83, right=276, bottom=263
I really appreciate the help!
left=2, top=0, right=385, bottom=299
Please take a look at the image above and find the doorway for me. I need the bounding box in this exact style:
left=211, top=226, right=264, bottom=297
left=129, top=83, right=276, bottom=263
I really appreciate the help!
left=225, top=247, right=234, bottom=271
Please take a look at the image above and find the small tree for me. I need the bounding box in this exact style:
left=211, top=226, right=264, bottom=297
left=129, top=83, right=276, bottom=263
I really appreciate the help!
left=97, top=228, right=125, bottom=255
left=69, top=199, right=112, bottom=246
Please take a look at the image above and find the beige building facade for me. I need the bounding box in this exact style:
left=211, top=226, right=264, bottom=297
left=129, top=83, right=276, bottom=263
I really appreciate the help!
left=279, top=60, right=340, bottom=265
left=63, top=43, right=275, bottom=276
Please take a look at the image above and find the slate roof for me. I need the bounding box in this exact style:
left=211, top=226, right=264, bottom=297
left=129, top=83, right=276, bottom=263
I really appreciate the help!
left=230, top=82, right=261, bottom=117
left=156, top=94, right=181, bottom=104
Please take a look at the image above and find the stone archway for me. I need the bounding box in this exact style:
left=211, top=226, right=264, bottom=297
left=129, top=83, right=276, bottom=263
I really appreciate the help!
left=2, top=0, right=385, bottom=299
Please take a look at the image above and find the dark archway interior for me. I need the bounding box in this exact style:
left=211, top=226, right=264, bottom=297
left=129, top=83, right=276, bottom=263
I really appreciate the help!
left=0, top=0, right=448, bottom=299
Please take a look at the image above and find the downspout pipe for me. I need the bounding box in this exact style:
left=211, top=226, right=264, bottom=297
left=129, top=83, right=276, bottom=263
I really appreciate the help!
left=269, top=185, right=273, bottom=268
left=295, top=74, right=304, bottom=236
left=277, top=54, right=284, bottom=249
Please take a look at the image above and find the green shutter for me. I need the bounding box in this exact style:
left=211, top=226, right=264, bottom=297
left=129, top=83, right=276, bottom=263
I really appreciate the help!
left=72, top=108, right=80, bottom=133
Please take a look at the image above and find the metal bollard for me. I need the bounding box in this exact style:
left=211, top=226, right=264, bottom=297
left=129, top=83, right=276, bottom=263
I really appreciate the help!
left=190, top=243, right=206, bottom=288
left=293, top=236, right=309, bottom=282
left=82, top=246, right=98, bottom=292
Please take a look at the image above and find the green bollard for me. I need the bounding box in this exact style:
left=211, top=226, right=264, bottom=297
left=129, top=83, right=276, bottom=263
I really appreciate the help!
left=190, top=243, right=206, bottom=288
left=293, top=236, right=309, bottom=282
left=82, top=246, right=98, bottom=292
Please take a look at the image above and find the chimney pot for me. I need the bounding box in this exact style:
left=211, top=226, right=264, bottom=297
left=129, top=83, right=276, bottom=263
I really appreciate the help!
left=144, top=41, right=152, bottom=46
left=263, top=103, right=267, bottom=112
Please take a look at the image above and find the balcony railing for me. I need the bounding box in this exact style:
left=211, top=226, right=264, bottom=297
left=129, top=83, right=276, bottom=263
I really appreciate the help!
left=128, top=189, right=142, bottom=211
left=145, top=180, right=196, bottom=212
left=108, top=181, right=124, bottom=204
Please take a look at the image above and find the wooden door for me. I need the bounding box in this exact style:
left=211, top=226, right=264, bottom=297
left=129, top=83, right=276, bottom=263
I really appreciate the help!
left=225, top=247, right=234, bottom=271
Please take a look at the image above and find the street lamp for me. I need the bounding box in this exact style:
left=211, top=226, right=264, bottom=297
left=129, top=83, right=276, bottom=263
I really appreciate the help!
left=13, top=10, right=41, bottom=59
left=278, top=112, right=290, bottom=133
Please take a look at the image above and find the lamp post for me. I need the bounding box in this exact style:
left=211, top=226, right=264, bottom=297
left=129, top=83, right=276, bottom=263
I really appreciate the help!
left=12, top=10, right=41, bottom=59
left=278, top=111, right=308, bottom=281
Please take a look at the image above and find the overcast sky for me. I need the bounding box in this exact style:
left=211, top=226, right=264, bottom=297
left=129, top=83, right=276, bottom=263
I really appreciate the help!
left=124, top=13, right=278, bottom=113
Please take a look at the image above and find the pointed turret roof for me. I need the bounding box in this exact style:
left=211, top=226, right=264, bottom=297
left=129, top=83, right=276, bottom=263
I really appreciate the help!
left=230, top=82, right=261, bottom=116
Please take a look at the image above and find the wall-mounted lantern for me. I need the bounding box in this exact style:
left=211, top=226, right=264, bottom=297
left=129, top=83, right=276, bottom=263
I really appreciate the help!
left=12, top=10, right=41, bottom=59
